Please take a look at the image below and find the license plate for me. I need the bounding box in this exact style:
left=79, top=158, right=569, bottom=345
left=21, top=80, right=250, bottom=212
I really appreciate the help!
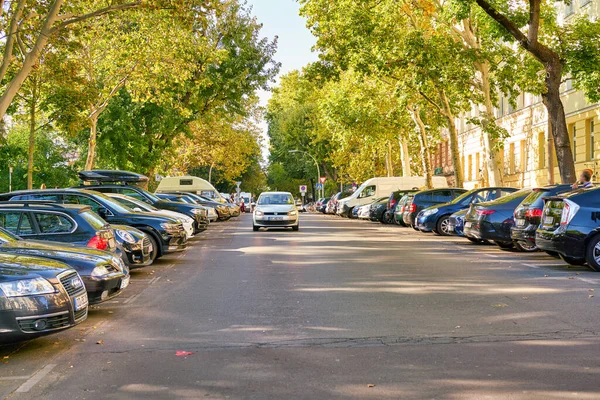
left=516, top=218, right=525, bottom=227
left=269, top=217, right=284, bottom=221
left=120, top=275, right=130, bottom=290
left=543, top=216, right=553, bottom=226
left=74, top=293, right=88, bottom=311
left=465, top=221, right=472, bottom=228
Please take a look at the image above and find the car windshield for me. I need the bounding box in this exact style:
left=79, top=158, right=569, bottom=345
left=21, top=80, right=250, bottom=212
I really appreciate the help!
left=137, top=188, right=161, bottom=203
left=450, top=189, right=477, bottom=204
left=114, top=196, right=158, bottom=211
left=258, top=193, right=294, bottom=205
left=0, top=227, right=19, bottom=243
left=91, top=192, right=136, bottom=214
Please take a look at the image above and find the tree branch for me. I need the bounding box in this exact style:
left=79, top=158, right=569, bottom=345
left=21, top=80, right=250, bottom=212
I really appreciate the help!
left=0, top=0, right=27, bottom=83
left=474, top=0, right=528, bottom=46
left=418, top=90, right=442, bottom=114
left=50, top=2, right=143, bottom=34
left=528, top=0, right=541, bottom=45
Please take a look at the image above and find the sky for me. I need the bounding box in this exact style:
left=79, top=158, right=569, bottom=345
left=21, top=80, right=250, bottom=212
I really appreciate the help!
left=247, top=0, right=320, bottom=160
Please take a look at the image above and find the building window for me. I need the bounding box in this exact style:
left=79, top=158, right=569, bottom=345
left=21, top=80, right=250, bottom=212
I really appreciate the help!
left=475, top=153, right=480, bottom=181
left=509, top=143, right=516, bottom=174
left=590, top=119, right=595, bottom=160
left=572, top=125, right=577, bottom=162
left=538, top=131, right=546, bottom=169
left=565, top=2, right=574, bottom=16
left=468, top=155, right=473, bottom=181
left=520, top=140, right=527, bottom=172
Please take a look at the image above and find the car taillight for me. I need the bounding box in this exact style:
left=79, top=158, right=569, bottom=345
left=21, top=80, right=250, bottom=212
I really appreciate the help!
left=476, top=209, right=495, bottom=216
left=400, top=205, right=405, bottom=212
left=524, top=208, right=543, bottom=218
left=560, top=199, right=580, bottom=226
left=408, top=204, right=416, bottom=213
left=87, top=235, right=108, bottom=250
left=390, top=199, right=397, bottom=208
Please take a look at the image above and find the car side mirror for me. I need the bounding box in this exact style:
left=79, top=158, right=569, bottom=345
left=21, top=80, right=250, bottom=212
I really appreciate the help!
left=97, top=207, right=108, bottom=218
left=133, top=207, right=143, bottom=212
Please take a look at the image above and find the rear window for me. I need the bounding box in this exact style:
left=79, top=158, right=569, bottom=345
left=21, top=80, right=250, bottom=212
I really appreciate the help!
left=79, top=211, right=108, bottom=230
left=34, top=213, right=75, bottom=234
left=520, top=191, right=547, bottom=208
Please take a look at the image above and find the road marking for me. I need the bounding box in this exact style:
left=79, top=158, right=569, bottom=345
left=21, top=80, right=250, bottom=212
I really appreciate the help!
left=151, top=276, right=162, bottom=284
left=522, top=263, right=541, bottom=269
left=485, top=254, right=499, bottom=258
left=0, top=376, right=30, bottom=381
left=123, top=293, right=142, bottom=305
left=577, top=277, right=600, bottom=285
left=15, top=364, right=56, bottom=393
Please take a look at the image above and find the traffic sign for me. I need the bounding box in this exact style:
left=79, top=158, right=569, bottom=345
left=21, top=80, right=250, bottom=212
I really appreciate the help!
left=299, top=185, right=307, bottom=194
left=319, top=176, right=327, bottom=184
left=316, top=183, right=323, bottom=190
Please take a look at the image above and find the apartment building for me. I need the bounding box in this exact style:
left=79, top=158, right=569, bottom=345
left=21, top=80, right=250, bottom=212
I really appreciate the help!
left=432, top=0, right=600, bottom=189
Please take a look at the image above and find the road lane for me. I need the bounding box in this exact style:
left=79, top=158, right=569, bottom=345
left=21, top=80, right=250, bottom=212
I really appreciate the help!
left=3, top=213, right=599, bottom=399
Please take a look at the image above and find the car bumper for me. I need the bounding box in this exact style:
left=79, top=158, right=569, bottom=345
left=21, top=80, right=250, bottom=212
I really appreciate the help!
left=416, top=215, right=436, bottom=232
left=510, top=225, right=537, bottom=244
left=254, top=216, right=299, bottom=227
left=447, top=219, right=464, bottom=236
left=162, top=231, right=187, bottom=253
left=83, top=274, right=129, bottom=305
left=121, top=240, right=153, bottom=269
left=535, top=228, right=586, bottom=259
left=0, top=289, right=87, bottom=341
left=403, top=212, right=416, bottom=226
left=464, top=220, right=510, bottom=242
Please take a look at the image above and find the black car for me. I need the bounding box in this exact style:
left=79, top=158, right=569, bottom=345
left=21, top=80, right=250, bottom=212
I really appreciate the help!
left=536, top=187, right=600, bottom=270
left=416, top=187, right=518, bottom=235
left=511, top=185, right=573, bottom=252
left=0, top=227, right=129, bottom=304
left=0, top=201, right=152, bottom=269
left=402, top=188, right=467, bottom=228
left=369, top=197, right=388, bottom=222
left=76, top=170, right=209, bottom=234
left=0, top=189, right=186, bottom=262
left=383, top=190, right=417, bottom=224
left=319, top=197, right=330, bottom=213
left=0, top=254, right=88, bottom=343
left=157, top=192, right=231, bottom=221
left=463, top=189, right=533, bottom=250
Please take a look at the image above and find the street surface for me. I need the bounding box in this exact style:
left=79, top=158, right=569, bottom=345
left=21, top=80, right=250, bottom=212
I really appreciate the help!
left=1, top=213, right=599, bottom=399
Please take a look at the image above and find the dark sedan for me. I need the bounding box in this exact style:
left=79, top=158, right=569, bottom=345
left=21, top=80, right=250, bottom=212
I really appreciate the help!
left=0, top=228, right=129, bottom=304
left=157, top=192, right=231, bottom=221
left=463, top=189, right=533, bottom=250
left=511, top=184, right=573, bottom=253
left=0, top=254, right=88, bottom=343
left=403, top=188, right=467, bottom=228
left=369, top=198, right=388, bottom=222
left=416, top=187, right=518, bottom=235
left=536, top=186, right=600, bottom=270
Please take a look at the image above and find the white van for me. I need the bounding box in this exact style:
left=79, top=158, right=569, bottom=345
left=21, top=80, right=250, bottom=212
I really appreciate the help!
left=156, top=176, right=225, bottom=202
left=337, top=176, right=448, bottom=216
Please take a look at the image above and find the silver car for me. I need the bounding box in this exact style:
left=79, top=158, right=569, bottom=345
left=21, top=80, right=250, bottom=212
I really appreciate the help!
left=253, top=192, right=299, bottom=231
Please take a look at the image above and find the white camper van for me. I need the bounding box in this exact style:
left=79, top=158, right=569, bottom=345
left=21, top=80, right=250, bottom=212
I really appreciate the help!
left=156, top=176, right=225, bottom=202
left=337, top=176, right=448, bottom=216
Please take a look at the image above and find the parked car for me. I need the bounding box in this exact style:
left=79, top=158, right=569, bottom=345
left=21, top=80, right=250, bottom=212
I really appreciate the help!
left=416, top=187, right=518, bottom=235
left=156, top=192, right=230, bottom=221
left=326, top=192, right=341, bottom=214
left=0, top=189, right=186, bottom=262
left=403, top=188, right=468, bottom=228
left=0, top=254, right=88, bottom=343
left=369, top=197, right=389, bottom=222
left=76, top=170, right=209, bottom=234
left=463, top=189, right=533, bottom=250
left=0, top=201, right=152, bottom=269
left=169, top=192, right=220, bottom=221
left=357, top=203, right=371, bottom=220
left=0, top=227, right=129, bottom=304
left=318, top=197, right=330, bottom=213
left=511, top=184, right=573, bottom=252
left=536, top=186, right=600, bottom=270
left=107, top=194, right=195, bottom=239
left=253, top=192, right=299, bottom=231
left=394, top=194, right=413, bottom=226
left=383, top=190, right=417, bottom=224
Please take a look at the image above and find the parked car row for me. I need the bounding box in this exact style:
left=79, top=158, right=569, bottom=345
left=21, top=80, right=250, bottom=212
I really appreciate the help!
left=0, top=170, right=239, bottom=343
left=318, top=178, right=600, bottom=272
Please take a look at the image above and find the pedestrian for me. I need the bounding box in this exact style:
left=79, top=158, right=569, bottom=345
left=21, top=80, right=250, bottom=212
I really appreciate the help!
left=240, top=198, right=246, bottom=213
left=572, top=168, right=594, bottom=189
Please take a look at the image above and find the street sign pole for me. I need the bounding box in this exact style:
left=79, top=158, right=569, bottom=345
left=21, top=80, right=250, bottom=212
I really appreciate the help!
left=299, top=185, right=307, bottom=205
left=8, top=165, right=12, bottom=192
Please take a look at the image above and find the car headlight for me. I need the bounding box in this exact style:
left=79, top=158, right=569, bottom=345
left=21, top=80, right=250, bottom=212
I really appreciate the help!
left=288, top=211, right=297, bottom=216
left=0, top=278, right=55, bottom=297
left=115, top=229, right=136, bottom=243
left=422, top=208, right=438, bottom=217
left=255, top=210, right=264, bottom=216
left=91, top=265, right=110, bottom=278
left=190, top=208, right=204, bottom=215
left=161, top=222, right=181, bottom=231
left=112, top=257, right=126, bottom=272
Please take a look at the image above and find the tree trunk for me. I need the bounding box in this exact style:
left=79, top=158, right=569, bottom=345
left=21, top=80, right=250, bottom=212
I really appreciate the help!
left=478, top=61, right=503, bottom=186
left=27, top=77, right=37, bottom=189
left=439, top=89, right=464, bottom=187
left=543, top=60, right=575, bottom=183
left=385, top=140, right=394, bottom=177
left=399, top=134, right=412, bottom=177
left=85, top=113, right=99, bottom=170
left=408, top=106, right=433, bottom=188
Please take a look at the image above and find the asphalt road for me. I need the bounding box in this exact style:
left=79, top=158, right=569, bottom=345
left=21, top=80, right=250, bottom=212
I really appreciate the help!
left=1, top=213, right=599, bottom=399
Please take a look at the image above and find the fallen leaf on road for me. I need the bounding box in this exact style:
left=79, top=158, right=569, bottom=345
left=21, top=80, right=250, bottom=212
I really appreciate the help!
left=176, top=350, right=194, bottom=357
left=455, top=326, right=461, bottom=329
left=367, top=384, right=375, bottom=388
left=96, top=340, right=104, bottom=345
left=589, top=295, right=594, bottom=298
left=589, top=289, right=595, bottom=292
left=492, top=303, right=508, bottom=308
left=568, top=277, right=574, bottom=280
left=544, top=275, right=549, bottom=277
left=522, top=297, right=528, bottom=300
left=3, top=356, right=8, bottom=359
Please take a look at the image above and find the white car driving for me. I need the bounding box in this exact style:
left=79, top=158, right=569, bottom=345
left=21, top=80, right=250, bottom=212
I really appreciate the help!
left=107, top=193, right=196, bottom=239
left=253, top=191, right=299, bottom=231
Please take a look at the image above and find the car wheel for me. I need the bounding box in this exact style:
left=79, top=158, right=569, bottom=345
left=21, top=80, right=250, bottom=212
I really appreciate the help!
left=436, top=216, right=451, bottom=236
left=494, top=241, right=514, bottom=249
left=514, top=240, right=539, bottom=252
left=292, top=226, right=299, bottom=231
left=144, top=233, right=159, bottom=262
left=585, top=235, right=600, bottom=272
left=412, top=225, right=419, bottom=231
left=561, top=254, right=587, bottom=266
left=253, top=226, right=259, bottom=232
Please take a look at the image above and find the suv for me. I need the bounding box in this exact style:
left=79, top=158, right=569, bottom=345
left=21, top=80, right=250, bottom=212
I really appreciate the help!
left=0, top=189, right=186, bottom=262
left=76, top=170, right=209, bottom=234
left=157, top=192, right=230, bottom=221
left=0, top=254, right=88, bottom=342
left=403, top=188, right=468, bottom=228
left=536, top=186, right=600, bottom=270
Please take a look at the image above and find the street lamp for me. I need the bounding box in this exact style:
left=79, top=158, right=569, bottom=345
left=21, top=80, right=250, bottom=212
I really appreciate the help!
left=288, top=150, right=322, bottom=199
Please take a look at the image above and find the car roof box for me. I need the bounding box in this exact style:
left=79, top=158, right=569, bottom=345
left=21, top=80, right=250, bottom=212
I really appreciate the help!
left=78, top=170, right=149, bottom=184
